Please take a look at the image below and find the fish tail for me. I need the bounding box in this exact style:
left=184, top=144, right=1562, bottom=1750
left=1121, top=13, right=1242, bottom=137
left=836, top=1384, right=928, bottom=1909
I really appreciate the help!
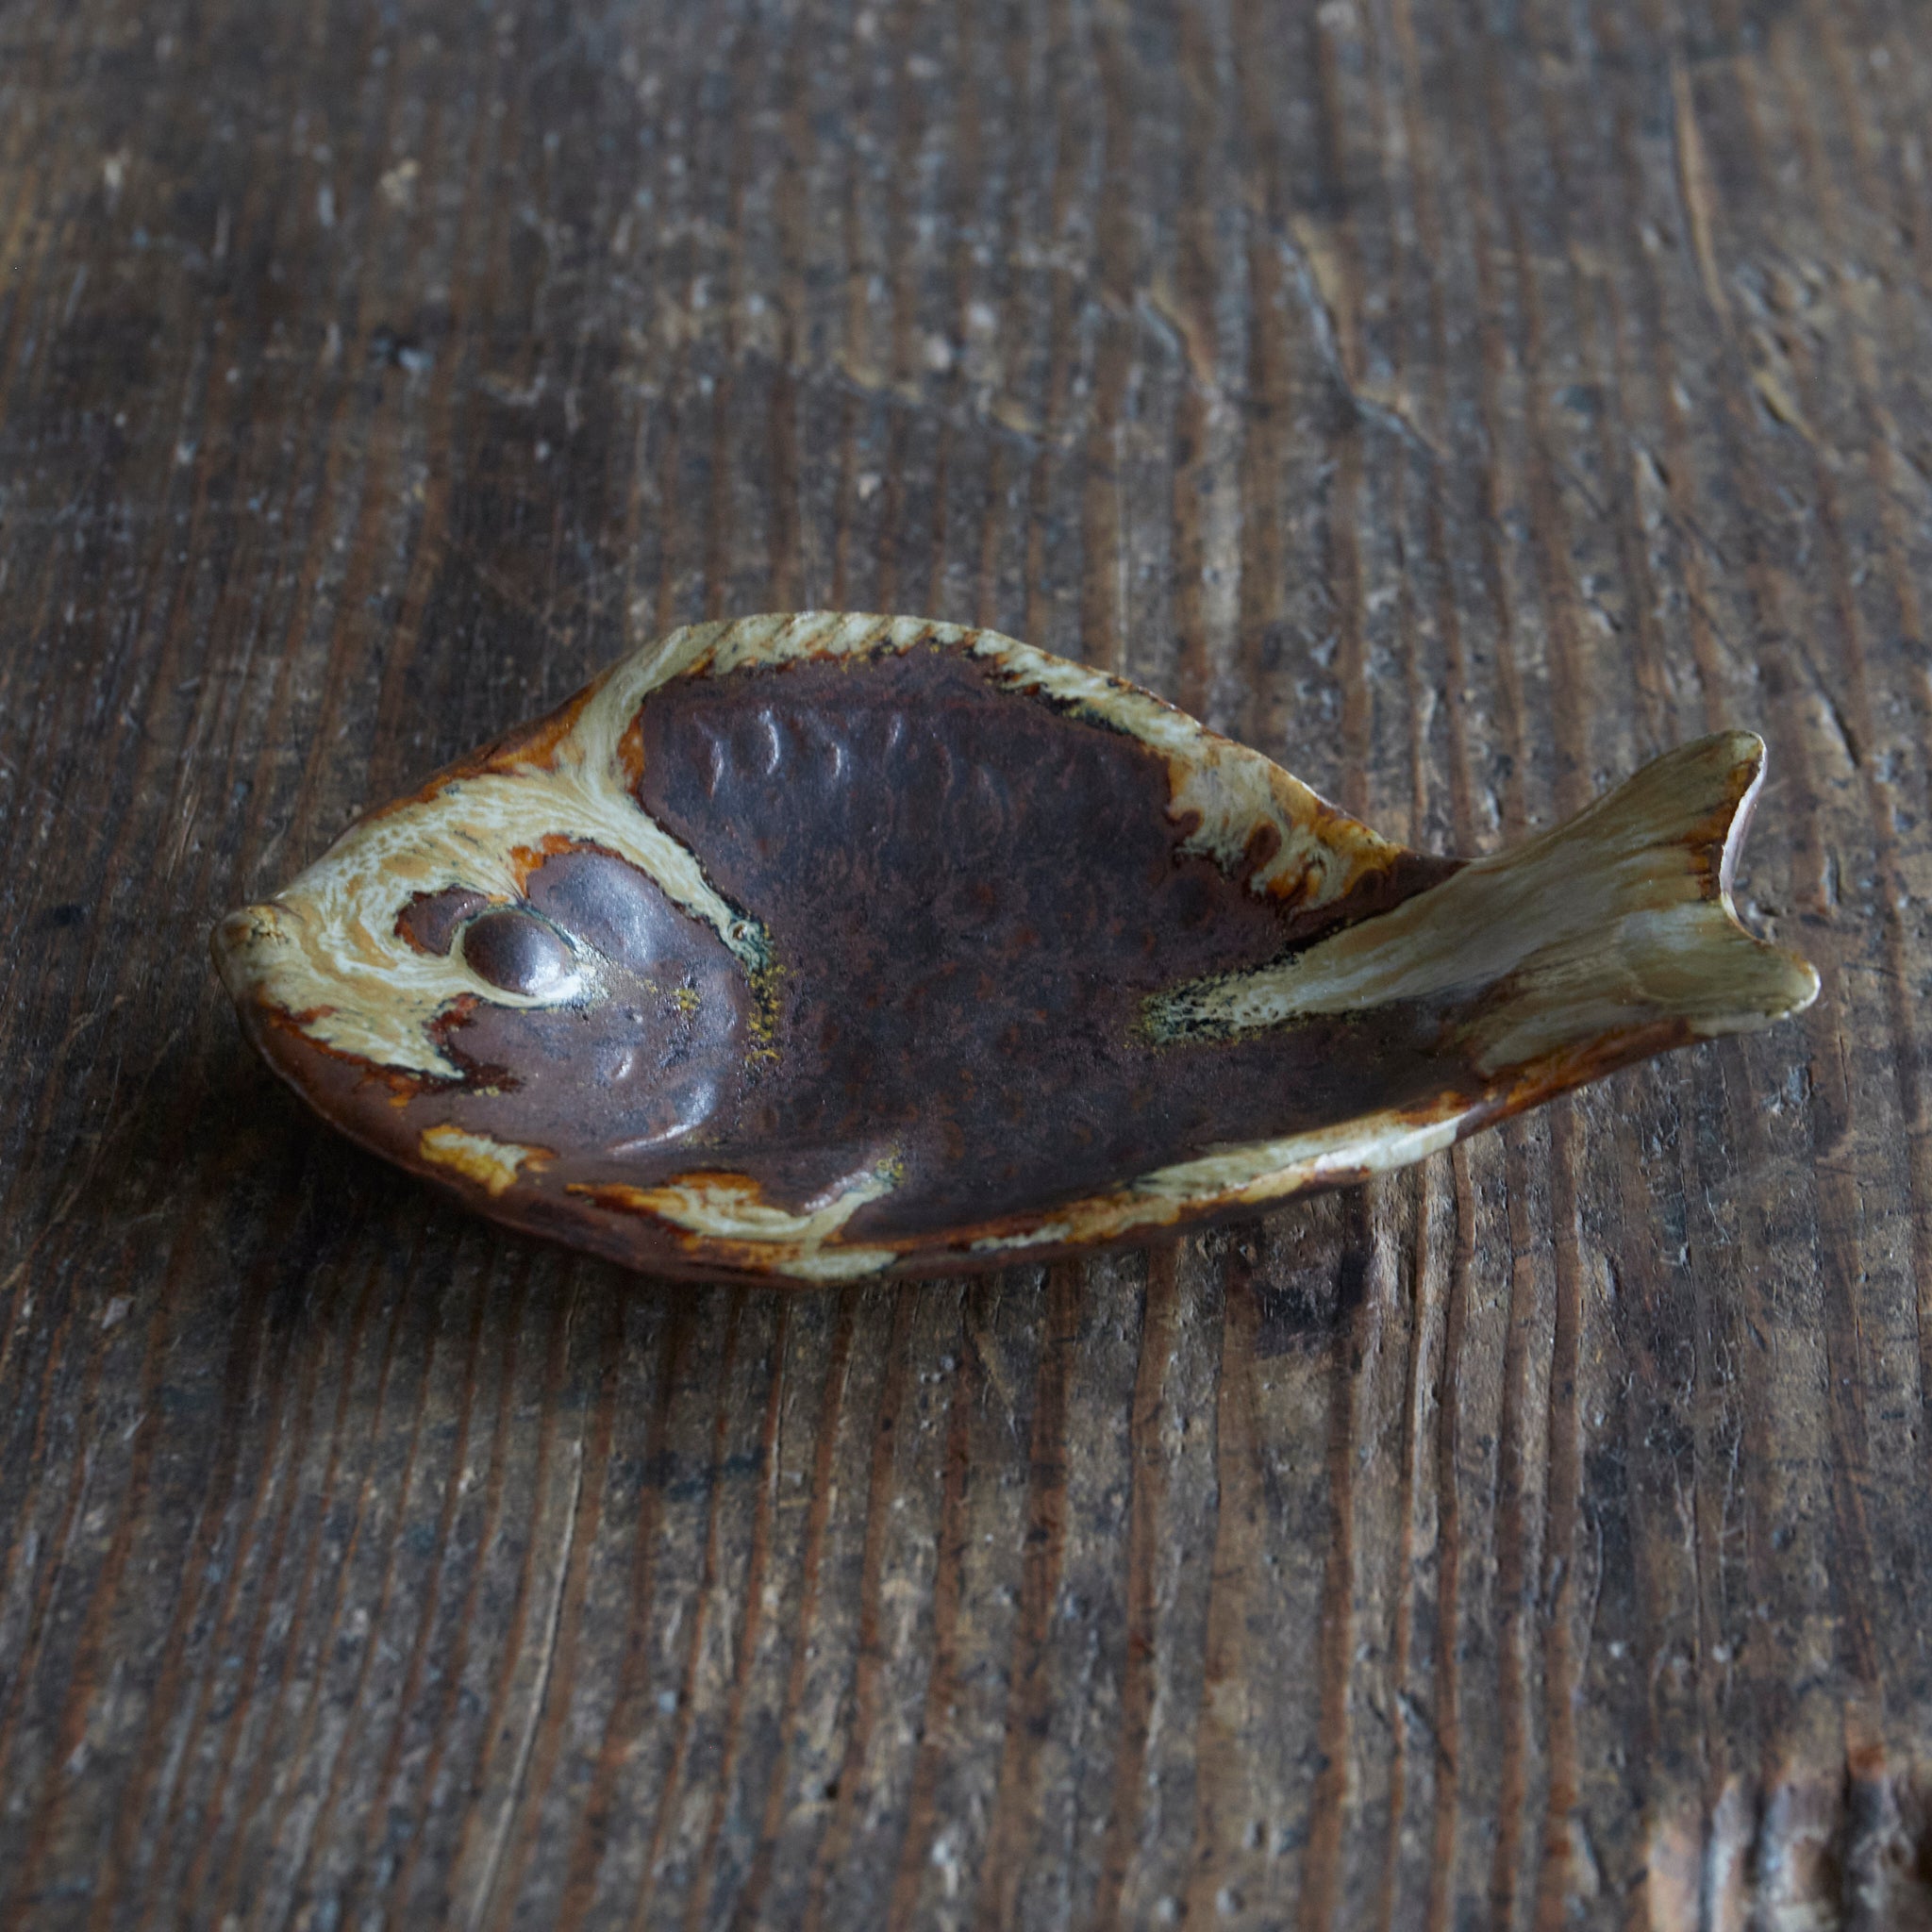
left=1432, top=728, right=1819, bottom=1074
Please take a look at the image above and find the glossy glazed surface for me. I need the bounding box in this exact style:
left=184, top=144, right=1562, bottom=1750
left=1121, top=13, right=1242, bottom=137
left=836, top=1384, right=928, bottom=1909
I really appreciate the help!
left=213, top=613, right=1817, bottom=1282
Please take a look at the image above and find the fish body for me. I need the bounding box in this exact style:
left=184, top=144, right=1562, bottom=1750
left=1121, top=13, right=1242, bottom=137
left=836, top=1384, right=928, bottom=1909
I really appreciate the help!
left=212, top=613, right=1818, bottom=1284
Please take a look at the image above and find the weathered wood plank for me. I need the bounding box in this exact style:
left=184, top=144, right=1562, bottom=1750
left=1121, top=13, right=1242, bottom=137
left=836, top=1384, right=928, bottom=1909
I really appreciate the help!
left=4, top=0, right=1931, bottom=1925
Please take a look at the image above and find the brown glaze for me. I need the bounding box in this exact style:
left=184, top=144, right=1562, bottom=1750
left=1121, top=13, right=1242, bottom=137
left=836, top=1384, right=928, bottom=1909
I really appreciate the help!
left=614, top=650, right=1467, bottom=1234
left=213, top=615, right=1818, bottom=1283
left=394, top=885, right=491, bottom=957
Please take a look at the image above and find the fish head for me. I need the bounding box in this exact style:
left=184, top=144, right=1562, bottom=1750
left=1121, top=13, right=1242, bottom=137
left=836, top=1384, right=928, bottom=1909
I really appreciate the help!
left=209, top=688, right=762, bottom=1189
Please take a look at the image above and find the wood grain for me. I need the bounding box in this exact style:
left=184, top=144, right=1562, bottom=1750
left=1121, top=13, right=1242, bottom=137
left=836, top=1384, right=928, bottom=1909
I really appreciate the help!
left=3, top=0, right=1931, bottom=1924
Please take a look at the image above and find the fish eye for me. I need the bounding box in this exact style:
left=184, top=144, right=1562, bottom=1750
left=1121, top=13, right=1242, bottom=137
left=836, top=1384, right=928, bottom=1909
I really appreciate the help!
left=460, top=907, right=580, bottom=999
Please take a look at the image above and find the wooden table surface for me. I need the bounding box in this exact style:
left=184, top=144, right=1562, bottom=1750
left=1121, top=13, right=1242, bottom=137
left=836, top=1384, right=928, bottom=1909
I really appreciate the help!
left=5, top=1, right=1931, bottom=1925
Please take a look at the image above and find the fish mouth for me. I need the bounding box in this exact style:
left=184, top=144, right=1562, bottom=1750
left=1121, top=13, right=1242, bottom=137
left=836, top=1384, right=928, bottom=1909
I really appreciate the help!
left=209, top=900, right=303, bottom=1004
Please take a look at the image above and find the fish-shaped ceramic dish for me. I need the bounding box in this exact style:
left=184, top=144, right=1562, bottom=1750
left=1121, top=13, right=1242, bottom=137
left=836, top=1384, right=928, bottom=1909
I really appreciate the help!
left=212, top=613, right=1818, bottom=1284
